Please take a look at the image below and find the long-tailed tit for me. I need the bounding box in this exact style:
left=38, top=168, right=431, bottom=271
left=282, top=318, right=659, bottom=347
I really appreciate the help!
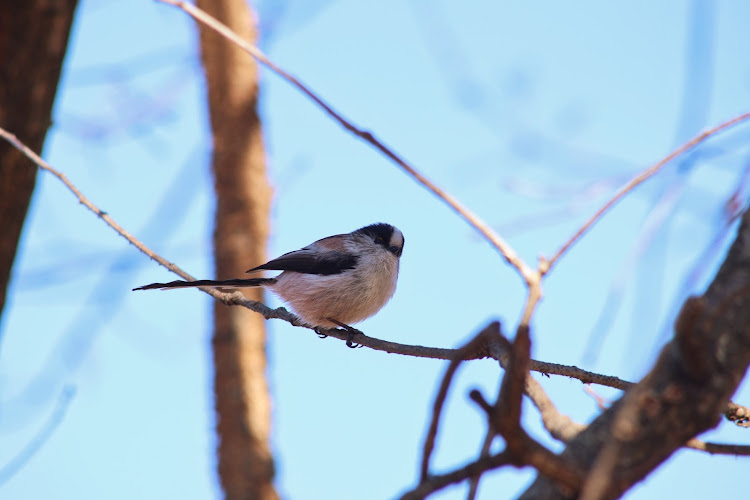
left=134, top=223, right=404, bottom=346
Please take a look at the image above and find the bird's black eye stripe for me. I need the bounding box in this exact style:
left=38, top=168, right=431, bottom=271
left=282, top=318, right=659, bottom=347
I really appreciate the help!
left=356, top=223, right=394, bottom=247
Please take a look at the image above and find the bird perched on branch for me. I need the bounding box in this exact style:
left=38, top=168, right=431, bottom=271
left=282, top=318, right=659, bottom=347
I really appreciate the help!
left=134, top=223, right=404, bottom=347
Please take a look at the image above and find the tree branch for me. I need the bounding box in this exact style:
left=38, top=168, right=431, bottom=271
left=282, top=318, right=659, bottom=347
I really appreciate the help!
left=3, top=128, right=746, bottom=500
left=520, top=209, right=750, bottom=499
left=543, top=110, right=750, bottom=274
left=399, top=451, right=513, bottom=500
left=523, top=370, right=750, bottom=459
left=524, top=376, right=587, bottom=443
left=465, top=428, right=497, bottom=500
left=419, top=322, right=501, bottom=482
left=684, top=439, right=750, bottom=455
left=153, top=0, right=534, bottom=285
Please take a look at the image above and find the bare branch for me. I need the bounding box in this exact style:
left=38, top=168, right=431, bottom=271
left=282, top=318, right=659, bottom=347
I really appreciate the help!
left=444, top=326, right=584, bottom=496
left=583, top=385, right=610, bottom=411
left=495, top=326, right=532, bottom=447
left=525, top=376, right=586, bottom=443
left=485, top=334, right=633, bottom=391
left=521, top=213, right=750, bottom=499
left=399, top=451, right=512, bottom=500
left=0, top=129, right=633, bottom=372
left=465, top=429, right=496, bottom=500
left=520, top=279, right=543, bottom=327
left=524, top=370, right=750, bottom=459
left=154, top=0, right=535, bottom=284
left=0, top=128, right=197, bottom=284
left=685, top=439, right=750, bottom=455
left=3, top=128, right=747, bottom=500
left=543, top=110, right=750, bottom=274
left=469, top=389, right=583, bottom=493
left=419, top=322, right=501, bottom=482
left=489, top=325, right=584, bottom=492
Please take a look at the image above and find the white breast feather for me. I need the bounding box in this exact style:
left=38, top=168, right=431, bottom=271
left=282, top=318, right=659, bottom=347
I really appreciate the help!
left=269, top=245, right=399, bottom=327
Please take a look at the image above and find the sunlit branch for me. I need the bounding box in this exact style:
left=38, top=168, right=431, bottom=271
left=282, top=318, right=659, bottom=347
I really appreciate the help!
left=154, top=0, right=535, bottom=285
left=543, top=110, right=750, bottom=274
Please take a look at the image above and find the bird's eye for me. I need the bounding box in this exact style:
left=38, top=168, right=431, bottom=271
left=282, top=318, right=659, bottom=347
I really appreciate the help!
left=374, top=237, right=384, bottom=244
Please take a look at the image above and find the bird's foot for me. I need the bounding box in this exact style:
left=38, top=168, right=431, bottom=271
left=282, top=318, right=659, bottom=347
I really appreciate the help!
left=327, top=318, right=364, bottom=348
left=313, top=327, right=328, bottom=339
left=345, top=329, right=364, bottom=348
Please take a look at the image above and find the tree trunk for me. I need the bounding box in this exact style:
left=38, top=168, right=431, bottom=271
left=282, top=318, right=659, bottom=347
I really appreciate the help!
left=196, top=1, right=278, bottom=499
left=0, top=0, right=78, bottom=321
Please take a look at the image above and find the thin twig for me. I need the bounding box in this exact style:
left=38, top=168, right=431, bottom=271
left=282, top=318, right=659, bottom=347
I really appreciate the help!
left=485, top=334, right=633, bottom=390
left=543, top=110, right=750, bottom=274
left=154, top=0, right=535, bottom=284
left=8, top=128, right=747, bottom=500
left=0, top=126, right=640, bottom=373
left=685, top=439, right=750, bottom=455
left=583, top=384, right=610, bottom=411
left=0, top=126, right=449, bottom=357
left=419, top=322, right=500, bottom=482
left=399, top=451, right=512, bottom=500
left=469, top=389, right=583, bottom=492
left=0, top=128, right=196, bottom=283
left=524, top=376, right=586, bottom=442
left=519, top=280, right=543, bottom=327
left=496, top=326, right=584, bottom=491
left=3, top=126, right=745, bottom=452
left=466, top=429, right=496, bottom=500
left=469, top=326, right=584, bottom=492
left=523, top=374, right=750, bottom=459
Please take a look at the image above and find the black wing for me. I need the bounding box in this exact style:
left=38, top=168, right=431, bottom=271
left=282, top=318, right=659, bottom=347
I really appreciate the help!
left=247, top=248, right=358, bottom=276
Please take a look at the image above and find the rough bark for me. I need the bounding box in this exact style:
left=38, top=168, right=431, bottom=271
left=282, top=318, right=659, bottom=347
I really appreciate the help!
left=196, top=1, right=277, bottom=499
left=519, top=210, right=750, bottom=499
left=0, top=0, right=78, bottom=321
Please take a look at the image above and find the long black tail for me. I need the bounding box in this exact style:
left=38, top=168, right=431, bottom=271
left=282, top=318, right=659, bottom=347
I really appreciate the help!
left=133, top=277, right=277, bottom=291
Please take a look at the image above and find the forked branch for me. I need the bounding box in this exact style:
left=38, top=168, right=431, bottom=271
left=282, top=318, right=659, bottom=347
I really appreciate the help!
left=154, top=0, right=535, bottom=285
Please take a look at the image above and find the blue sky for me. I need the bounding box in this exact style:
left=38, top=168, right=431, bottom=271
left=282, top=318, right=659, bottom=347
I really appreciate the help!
left=2, top=1, right=750, bottom=499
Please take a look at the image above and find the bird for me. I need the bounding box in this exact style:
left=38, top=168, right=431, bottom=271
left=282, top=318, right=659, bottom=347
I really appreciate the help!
left=133, top=223, right=404, bottom=347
